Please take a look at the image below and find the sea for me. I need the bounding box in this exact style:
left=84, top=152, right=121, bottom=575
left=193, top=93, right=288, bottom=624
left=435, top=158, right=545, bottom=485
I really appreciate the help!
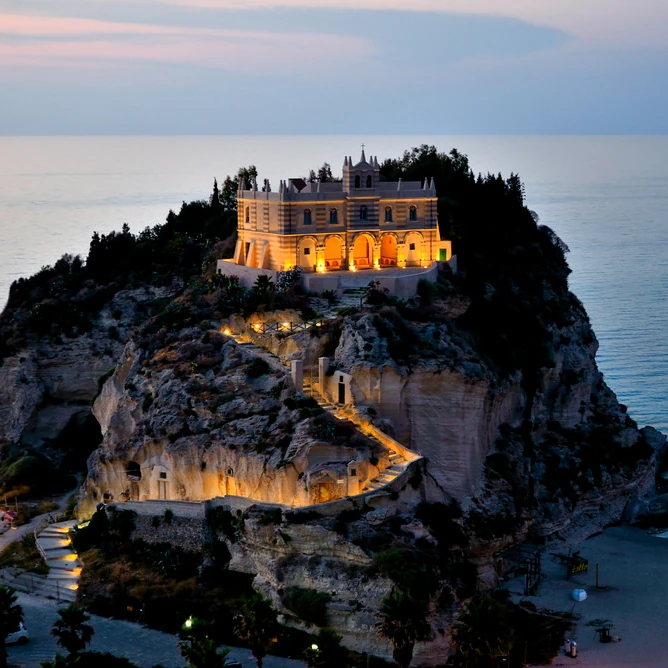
left=1, top=135, right=667, bottom=434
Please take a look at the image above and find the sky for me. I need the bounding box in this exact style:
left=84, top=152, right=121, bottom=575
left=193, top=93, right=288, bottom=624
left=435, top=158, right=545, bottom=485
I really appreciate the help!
left=1, top=0, right=667, bottom=134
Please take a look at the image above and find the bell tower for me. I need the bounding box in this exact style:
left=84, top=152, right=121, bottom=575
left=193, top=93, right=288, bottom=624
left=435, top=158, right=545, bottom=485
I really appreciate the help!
left=342, top=149, right=380, bottom=192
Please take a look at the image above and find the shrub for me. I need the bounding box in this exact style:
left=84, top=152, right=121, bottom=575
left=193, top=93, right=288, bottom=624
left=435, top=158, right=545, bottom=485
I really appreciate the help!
left=282, top=587, right=331, bottom=627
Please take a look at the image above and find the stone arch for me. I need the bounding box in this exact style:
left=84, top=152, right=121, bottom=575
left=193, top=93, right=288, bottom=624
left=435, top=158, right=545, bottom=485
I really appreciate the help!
left=324, top=235, right=344, bottom=270
left=404, top=231, right=423, bottom=266
left=298, top=236, right=317, bottom=271
left=380, top=233, right=398, bottom=266
left=352, top=232, right=375, bottom=269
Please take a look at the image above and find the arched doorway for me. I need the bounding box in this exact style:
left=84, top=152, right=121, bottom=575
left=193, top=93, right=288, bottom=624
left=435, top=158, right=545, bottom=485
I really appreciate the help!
left=324, top=236, right=343, bottom=270
left=380, top=235, right=397, bottom=266
left=405, top=232, right=422, bottom=266
left=298, top=237, right=317, bottom=271
left=353, top=234, right=373, bottom=269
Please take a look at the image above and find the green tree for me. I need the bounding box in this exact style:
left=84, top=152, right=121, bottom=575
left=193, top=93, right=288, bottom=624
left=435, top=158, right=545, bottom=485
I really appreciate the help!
left=178, top=617, right=233, bottom=668
left=451, top=595, right=515, bottom=667
left=303, top=628, right=350, bottom=668
left=252, top=275, right=274, bottom=300
left=378, top=588, right=432, bottom=668
left=0, top=586, right=23, bottom=668
left=317, top=163, right=335, bottom=182
left=210, top=178, right=221, bottom=208
left=51, top=604, right=94, bottom=658
left=233, top=594, right=278, bottom=668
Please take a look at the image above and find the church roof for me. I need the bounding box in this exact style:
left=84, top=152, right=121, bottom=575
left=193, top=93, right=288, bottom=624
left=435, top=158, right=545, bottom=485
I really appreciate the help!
left=350, top=149, right=379, bottom=170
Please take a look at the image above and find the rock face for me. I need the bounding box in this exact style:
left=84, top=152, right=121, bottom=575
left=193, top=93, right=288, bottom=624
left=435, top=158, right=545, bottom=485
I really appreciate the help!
left=327, top=303, right=659, bottom=530
left=0, top=289, right=166, bottom=457
left=81, top=327, right=388, bottom=517
left=3, top=266, right=663, bottom=666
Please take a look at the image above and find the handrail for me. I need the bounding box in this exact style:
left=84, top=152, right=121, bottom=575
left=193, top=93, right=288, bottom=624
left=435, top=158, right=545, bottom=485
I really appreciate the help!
left=33, top=512, right=65, bottom=565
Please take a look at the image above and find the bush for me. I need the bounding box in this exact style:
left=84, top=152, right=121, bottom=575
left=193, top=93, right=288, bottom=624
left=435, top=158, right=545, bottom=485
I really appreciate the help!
left=282, top=587, right=331, bottom=627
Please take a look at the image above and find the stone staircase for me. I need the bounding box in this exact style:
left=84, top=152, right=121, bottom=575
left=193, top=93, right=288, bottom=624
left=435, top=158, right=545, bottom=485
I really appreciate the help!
left=300, top=374, right=408, bottom=493
left=230, top=317, right=414, bottom=498
left=33, top=520, right=80, bottom=601
left=363, top=451, right=406, bottom=492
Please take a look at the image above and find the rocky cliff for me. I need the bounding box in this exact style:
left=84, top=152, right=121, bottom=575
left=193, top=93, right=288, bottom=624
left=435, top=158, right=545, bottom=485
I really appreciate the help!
left=0, top=289, right=168, bottom=478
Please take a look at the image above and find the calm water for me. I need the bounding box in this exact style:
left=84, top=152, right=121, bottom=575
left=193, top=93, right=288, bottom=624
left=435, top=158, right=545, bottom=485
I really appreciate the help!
left=1, top=136, right=667, bottom=433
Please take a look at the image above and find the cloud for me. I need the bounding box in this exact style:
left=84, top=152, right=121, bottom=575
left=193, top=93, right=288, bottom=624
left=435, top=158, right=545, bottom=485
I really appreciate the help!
left=0, top=13, right=373, bottom=73
left=145, top=0, right=668, bottom=47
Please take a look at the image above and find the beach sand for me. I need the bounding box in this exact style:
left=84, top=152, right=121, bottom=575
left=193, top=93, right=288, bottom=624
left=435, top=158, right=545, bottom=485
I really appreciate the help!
left=508, top=525, right=668, bottom=667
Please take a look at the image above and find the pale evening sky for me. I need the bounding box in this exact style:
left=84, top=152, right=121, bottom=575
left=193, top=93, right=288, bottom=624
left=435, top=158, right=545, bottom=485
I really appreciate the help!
left=1, top=0, right=667, bottom=134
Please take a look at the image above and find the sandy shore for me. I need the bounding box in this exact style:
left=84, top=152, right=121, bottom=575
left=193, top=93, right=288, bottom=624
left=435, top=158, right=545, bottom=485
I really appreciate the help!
left=507, top=525, right=668, bottom=666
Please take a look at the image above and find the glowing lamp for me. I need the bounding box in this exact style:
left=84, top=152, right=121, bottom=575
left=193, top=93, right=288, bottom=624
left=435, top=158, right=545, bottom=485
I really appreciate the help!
left=223, top=328, right=231, bottom=336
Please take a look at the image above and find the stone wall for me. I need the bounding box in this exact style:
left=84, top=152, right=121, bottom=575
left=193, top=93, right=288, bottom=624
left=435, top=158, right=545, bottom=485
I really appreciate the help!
left=118, top=500, right=207, bottom=552
left=216, top=260, right=278, bottom=289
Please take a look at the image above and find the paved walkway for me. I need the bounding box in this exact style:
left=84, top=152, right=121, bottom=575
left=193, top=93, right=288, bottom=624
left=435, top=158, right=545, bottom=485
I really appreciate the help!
left=9, top=592, right=306, bottom=668
left=0, top=488, right=76, bottom=552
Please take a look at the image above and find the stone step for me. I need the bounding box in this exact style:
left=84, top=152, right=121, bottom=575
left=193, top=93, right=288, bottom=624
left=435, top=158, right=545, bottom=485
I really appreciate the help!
left=39, top=528, right=72, bottom=538
left=40, top=547, right=75, bottom=558
left=46, top=565, right=81, bottom=578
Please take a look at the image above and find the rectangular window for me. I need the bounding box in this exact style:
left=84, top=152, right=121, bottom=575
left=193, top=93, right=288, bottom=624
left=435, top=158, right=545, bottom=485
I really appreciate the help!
left=409, top=243, right=416, bottom=251
left=350, top=468, right=357, bottom=477
left=304, top=247, right=311, bottom=255
left=159, top=472, right=167, bottom=479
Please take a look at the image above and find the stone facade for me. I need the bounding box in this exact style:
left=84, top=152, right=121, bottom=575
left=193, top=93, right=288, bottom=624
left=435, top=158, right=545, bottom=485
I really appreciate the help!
left=220, top=151, right=451, bottom=275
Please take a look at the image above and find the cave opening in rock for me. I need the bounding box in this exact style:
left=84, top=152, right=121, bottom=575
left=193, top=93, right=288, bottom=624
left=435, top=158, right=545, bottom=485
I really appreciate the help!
left=52, top=410, right=103, bottom=474
left=126, top=461, right=141, bottom=481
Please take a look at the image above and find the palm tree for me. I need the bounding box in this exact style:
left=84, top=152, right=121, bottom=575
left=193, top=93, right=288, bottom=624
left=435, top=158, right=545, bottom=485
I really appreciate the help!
left=178, top=617, right=233, bottom=668
left=378, top=588, right=432, bottom=668
left=233, top=594, right=278, bottom=668
left=0, top=586, right=23, bottom=668
left=51, top=604, right=94, bottom=658
left=451, top=595, right=514, bottom=667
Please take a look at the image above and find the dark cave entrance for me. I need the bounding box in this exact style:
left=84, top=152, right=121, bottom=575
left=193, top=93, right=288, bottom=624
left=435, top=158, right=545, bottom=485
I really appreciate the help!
left=54, top=410, right=103, bottom=473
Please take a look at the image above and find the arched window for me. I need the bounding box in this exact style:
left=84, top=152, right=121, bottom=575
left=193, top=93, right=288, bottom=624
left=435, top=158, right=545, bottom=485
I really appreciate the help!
left=354, top=175, right=361, bottom=188
left=245, top=206, right=250, bottom=223
left=360, top=205, right=368, bottom=221
left=409, top=205, right=417, bottom=222
left=304, top=208, right=312, bottom=225
left=384, top=206, right=393, bottom=222
left=366, top=175, right=372, bottom=188
left=329, top=208, right=338, bottom=224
